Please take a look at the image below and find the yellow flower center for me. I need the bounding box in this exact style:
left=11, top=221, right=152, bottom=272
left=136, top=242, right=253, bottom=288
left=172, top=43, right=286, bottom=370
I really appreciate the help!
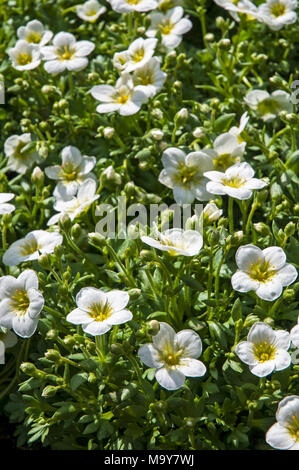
left=214, top=154, right=239, bottom=171
left=19, top=238, right=39, bottom=256
left=88, top=300, right=112, bottom=322
left=26, top=32, right=42, bottom=43
left=132, top=48, right=145, bottom=63
left=86, top=9, right=97, bottom=16
left=134, top=70, right=154, bottom=86
left=58, top=46, right=75, bottom=61
left=173, top=163, right=200, bottom=187
left=159, top=20, right=174, bottom=35
left=117, top=94, right=129, bottom=104
left=10, top=289, right=30, bottom=316
left=17, top=53, right=32, bottom=65
left=247, top=258, right=275, bottom=282
left=270, top=2, right=286, bottom=17
left=222, top=175, right=246, bottom=188
left=287, top=415, right=299, bottom=441
left=161, top=346, right=183, bottom=366
left=61, top=162, right=79, bottom=181
left=253, top=341, right=276, bottom=362
left=258, top=98, right=280, bottom=116
left=126, top=0, right=141, bottom=4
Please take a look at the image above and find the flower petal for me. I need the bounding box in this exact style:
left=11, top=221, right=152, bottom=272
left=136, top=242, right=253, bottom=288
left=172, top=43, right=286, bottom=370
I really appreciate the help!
left=138, top=343, right=163, bottom=368
left=155, top=366, right=185, bottom=390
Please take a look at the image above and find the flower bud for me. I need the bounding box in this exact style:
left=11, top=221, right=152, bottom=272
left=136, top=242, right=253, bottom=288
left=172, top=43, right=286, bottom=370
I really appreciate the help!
left=46, top=329, right=59, bottom=340
left=38, top=253, right=51, bottom=270
left=253, top=222, right=271, bottom=236
left=103, top=127, right=115, bottom=139
left=45, top=349, right=61, bottom=363
left=150, top=129, right=164, bottom=141
left=284, top=222, right=295, bottom=237
left=42, top=385, right=58, bottom=398
left=110, top=343, right=123, bottom=355
left=148, top=320, right=160, bottom=336
left=192, top=127, right=205, bottom=139
left=31, top=166, right=44, bottom=185
left=175, top=108, right=188, bottom=126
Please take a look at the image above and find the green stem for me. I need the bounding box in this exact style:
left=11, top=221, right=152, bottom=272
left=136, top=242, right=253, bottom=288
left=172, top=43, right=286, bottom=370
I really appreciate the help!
left=228, top=197, right=234, bottom=234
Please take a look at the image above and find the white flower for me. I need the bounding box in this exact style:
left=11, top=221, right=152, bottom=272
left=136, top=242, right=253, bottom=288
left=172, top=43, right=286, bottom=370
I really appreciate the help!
left=47, top=178, right=99, bottom=226
left=258, top=0, right=297, bottom=31
left=159, top=147, right=214, bottom=204
left=290, top=316, right=299, bottom=348
left=8, top=40, right=41, bottom=71
left=0, top=270, right=44, bottom=338
left=235, top=322, right=291, bottom=377
left=108, top=0, right=158, bottom=13
left=228, top=112, right=249, bottom=143
left=214, top=0, right=261, bottom=22
left=45, top=145, right=96, bottom=199
left=138, top=322, right=206, bottom=390
left=113, top=38, right=158, bottom=73
left=133, top=57, right=167, bottom=98
left=76, top=0, right=107, bottom=22
left=203, top=202, right=223, bottom=223
left=0, top=193, right=15, bottom=215
left=244, top=89, right=293, bottom=122
left=201, top=132, right=245, bottom=171
left=66, top=288, right=132, bottom=336
left=91, top=73, right=148, bottom=116
left=266, top=396, right=299, bottom=450
left=17, top=20, right=53, bottom=46
left=41, top=32, right=95, bottom=75
left=2, top=230, right=63, bottom=266
left=204, top=162, right=267, bottom=200
left=141, top=223, right=203, bottom=256
left=146, top=6, right=192, bottom=49
left=0, top=327, right=18, bottom=364
left=4, top=133, right=40, bottom=174
left=231, top=244, right=298, bottom=301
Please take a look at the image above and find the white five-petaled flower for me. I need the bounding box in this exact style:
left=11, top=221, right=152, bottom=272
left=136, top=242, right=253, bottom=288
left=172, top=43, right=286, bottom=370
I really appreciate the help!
left=159, top=147, right=214, bottom=205
left=235, top=322, right=291, bottom=377
left=201, top=132, right=245, bottom=172
left=0, top=270, right=44, bottom=338
left=132, top=57, right=167, bottom=98
left=266, top=395, right=299, bottom=450
left=0, top=327, right=18, bottom=364
left=91, top=73, right=148, bottom=116
left=47, top=178, right=100, bottom=226
left=66, top=288, right=132, bottom=336
left=2, top=230, right=63, bottom=266
left=4, top=133, right=40, bottom=174
left=203, top=202, right=223, bottom=223
left=17, top=20, right=53, bottom=46
left=138, top=322, right=206, bottom=390
left=0, top=193, right=15, bottom=215
left=113, top=38, right=158, bottom=73
left=290, top=316, right=299, bottom=348
left=45, top=145, right=96, bottom=199
left=107, top=0, right=158, bottom=13
left=76, top=0, right=107, bottom=22
left=41, top=32, right=95, bottom=75
left=146, top=6, right=192, bottom=49
left=258, top=0, right=297, bottom=31
left=8, top=40, right=41, bottom=71
left=141, top=223, right=203, bottom=256
left=204, top=162, right=267, bottom=200
left=244, top=89, right=293, bottom=122
left=231, top=244, right=298, bottom=301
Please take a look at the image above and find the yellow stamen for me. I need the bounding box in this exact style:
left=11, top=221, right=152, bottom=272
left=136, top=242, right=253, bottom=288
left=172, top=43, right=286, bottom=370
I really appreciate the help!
left=17, top=53, right=32, bottom=65
left=270, top=2, right=286, bottom=17
left=9, top=289, right=30, bottom=316
left=88, top=300, right=112, bottom=322
left=247, top=258, right=275, bottom=282
left=26, top=32, right=42, bottom=44
left=19, top=238, right=39, bottom=256
left=253, top=341, right=276, bottom=362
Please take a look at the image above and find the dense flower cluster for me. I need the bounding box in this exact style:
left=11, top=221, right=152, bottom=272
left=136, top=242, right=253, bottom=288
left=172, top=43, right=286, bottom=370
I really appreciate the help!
left=0, top=0, right=298, bottom=452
